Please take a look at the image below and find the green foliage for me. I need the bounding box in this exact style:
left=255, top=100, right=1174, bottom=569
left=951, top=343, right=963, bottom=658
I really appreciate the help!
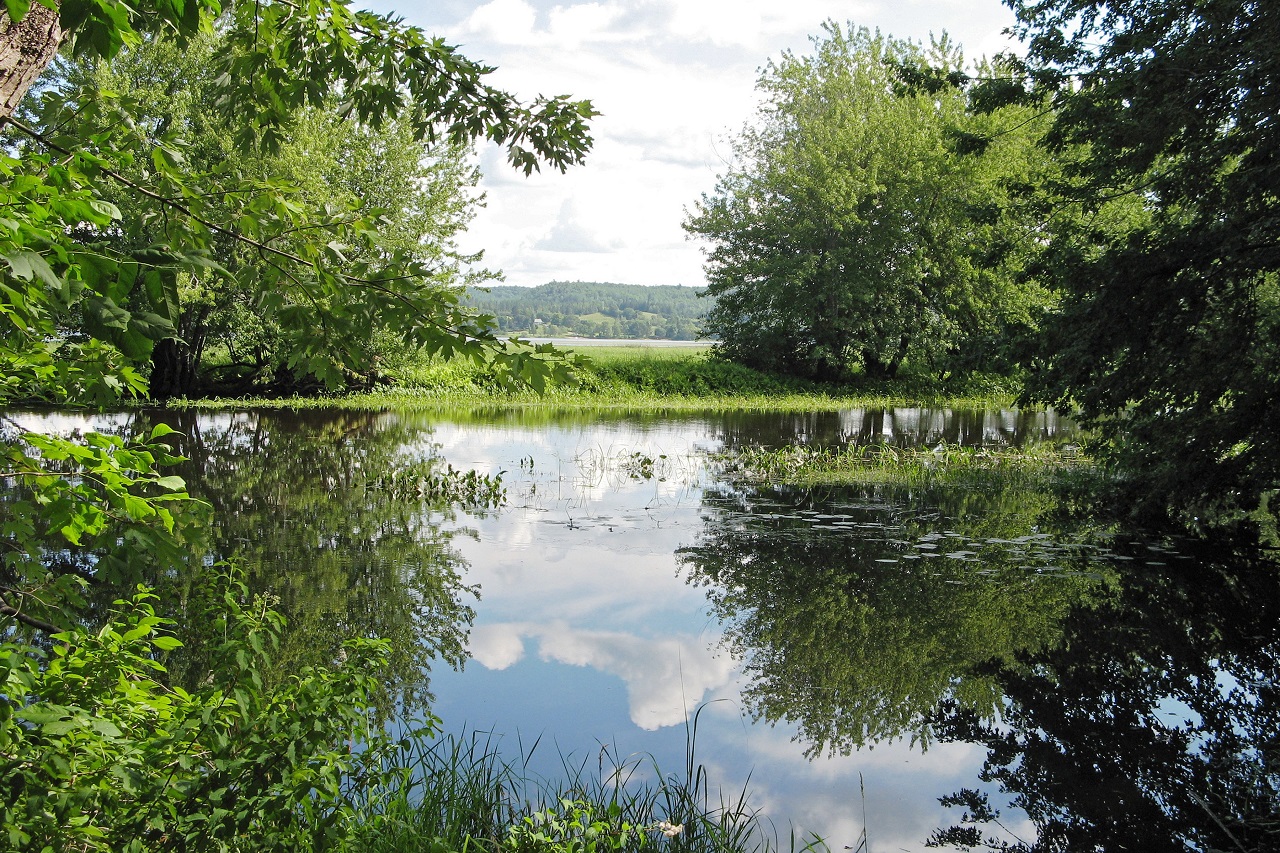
left=574, top=350, right=802, bottom=397
left=506, top=801, right=644, bottom=853
left=1, top=422, right=203, bottom=634
left=22, top=32, right=504, bottom=397
left=2, top=0, right=594, bottom=406
left=1, top=574, right=406, bottom=852
left=1003, top=0, right=1280, bottom=518
left=685, top=23, right=1055, bottom=381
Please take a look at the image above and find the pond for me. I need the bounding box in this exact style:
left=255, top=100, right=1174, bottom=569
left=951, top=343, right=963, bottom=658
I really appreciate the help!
left=6, top=405, right=1277, bottom=852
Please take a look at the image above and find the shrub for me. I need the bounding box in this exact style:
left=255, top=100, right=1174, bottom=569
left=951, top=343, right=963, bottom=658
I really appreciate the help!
left=1, top=572, right=404, bottom=852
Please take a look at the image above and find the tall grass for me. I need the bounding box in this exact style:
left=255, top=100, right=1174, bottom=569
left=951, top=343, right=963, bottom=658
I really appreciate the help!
left=344, top=712, right=825, bottom=853
left=173, top=348, right=1023, bottom=413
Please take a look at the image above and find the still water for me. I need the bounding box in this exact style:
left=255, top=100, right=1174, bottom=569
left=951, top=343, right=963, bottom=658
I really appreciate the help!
left=7, top=406, right=1276, bottom=852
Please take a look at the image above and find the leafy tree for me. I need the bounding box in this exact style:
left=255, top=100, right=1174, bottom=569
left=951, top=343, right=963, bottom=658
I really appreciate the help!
left=1, top=0, right=593, bottom=409
left=1001, top=0, right=1280, bottom=518
left=21, top=32, right=492, bottom=397
left=685, top=24, right=1054, bottom=381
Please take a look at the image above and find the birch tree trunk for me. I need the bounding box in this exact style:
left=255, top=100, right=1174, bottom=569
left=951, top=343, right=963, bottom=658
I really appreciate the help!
left=0, top=4, right=63, bottom=121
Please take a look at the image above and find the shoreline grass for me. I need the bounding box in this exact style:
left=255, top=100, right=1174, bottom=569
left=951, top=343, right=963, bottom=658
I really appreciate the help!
left=345, top=720, right=826, bottom=853
left=165, top=347, right=1028, bottom=413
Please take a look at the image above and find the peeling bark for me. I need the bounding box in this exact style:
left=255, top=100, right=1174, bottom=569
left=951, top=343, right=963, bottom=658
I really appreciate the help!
left=0, top=4, right=63, bottom=122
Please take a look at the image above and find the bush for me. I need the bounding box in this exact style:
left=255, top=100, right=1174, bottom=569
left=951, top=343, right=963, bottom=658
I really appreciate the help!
left=1, top=571, right=405, bottom=853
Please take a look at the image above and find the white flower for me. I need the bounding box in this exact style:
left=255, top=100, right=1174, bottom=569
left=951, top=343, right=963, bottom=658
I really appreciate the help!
left=656, top=821, right=683, bottom=838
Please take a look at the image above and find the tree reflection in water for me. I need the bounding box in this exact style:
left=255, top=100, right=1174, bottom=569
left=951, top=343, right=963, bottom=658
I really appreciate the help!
left=678, top=479, right=1111, bottom=755
left=929, top=526, right=1280, bottom=852
left=143, top=408, right=484, bottom=718
left=680, top=477, right=1279, bottom=850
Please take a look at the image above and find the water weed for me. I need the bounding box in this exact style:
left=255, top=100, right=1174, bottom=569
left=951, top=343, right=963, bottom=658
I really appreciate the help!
left=714, top=442, right=1091, bottom=490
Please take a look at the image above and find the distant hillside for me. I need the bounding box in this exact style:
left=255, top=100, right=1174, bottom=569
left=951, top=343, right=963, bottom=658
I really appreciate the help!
left=465, top=281, right=708, bottom=340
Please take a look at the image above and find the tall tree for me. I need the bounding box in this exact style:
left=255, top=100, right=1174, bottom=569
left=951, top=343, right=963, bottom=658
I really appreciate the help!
left=685, top=24, right=1053, bottom=381
left=1005, top=0, right=1280, bottom=518
left=1, top=0, right=593, bottom=630
left=23, top=32, right=491, bottom=397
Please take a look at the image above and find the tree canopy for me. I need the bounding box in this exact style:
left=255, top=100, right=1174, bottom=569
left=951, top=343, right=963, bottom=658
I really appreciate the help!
left=17, top=31, right=493, bottom=397
left=1003, top=0, right=1280, bottom=517
left=685, top=23, right=1055, bottom=381
left=1, top=0, right=595, bottom=410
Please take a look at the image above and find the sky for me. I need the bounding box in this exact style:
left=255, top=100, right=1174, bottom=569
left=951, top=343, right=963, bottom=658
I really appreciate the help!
left=363, top=0, right=1022, bottom=288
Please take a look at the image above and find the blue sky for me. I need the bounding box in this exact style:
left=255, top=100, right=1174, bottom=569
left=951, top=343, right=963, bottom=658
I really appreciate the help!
left=363, top=1, right=1021, bottom=287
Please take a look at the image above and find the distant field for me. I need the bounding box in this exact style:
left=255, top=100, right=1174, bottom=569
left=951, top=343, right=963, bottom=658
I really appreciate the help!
left=527, top=338, right=712, bottom=350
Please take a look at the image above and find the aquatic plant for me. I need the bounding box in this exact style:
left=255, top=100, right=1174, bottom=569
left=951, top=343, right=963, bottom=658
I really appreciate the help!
left=712, top=442, right=1090, bottom=490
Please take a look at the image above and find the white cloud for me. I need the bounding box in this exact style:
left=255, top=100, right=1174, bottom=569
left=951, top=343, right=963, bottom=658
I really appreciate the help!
left=469, top=622, right=529, bottom=669
left=547, top=2, right=632, bottom=45
left=536, top=623, right=739, bottom=729
left=534, top=199, right=624, bottom=252
left=366, top=0, right=1022, bottom=285
left=458, top=0, right=540, bottom=44
left=467, top=619, right=739, bottom=730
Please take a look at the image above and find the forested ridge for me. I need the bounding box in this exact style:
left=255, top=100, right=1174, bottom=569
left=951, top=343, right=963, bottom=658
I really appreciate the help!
left=466, top=281, right=706, bottom=339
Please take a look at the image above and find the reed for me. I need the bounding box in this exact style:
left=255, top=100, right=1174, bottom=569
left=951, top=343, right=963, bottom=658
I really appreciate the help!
left=344, top=712, right=825, bottom=853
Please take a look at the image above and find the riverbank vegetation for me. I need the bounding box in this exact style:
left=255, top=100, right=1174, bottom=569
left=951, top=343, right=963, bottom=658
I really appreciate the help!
left=3, top=0, right=1276, bottom=849
left=173, top=346, right=1024, bottom=412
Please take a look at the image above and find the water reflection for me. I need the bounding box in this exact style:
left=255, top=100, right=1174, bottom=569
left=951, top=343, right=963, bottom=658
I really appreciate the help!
left=386, top=405, right=1073, bottom=452
left=929, top=528, right=1280, bottom=851
left=707, top=407, right=1072, bottom=451
left=3, top=407, right=483, bottom=715
left=154, top=408, right=485, bottom=714
left=16, top=405, right=1277, bottom=850
left=678, top=480, right=1112, bottom=756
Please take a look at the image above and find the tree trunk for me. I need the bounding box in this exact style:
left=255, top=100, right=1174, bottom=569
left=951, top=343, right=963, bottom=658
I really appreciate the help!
left=0, top=5, right=64, bottom=122
left=150, top=337, right=198, bottom=400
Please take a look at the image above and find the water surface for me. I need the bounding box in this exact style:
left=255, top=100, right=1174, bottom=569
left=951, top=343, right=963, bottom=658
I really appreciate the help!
left=6, top=405, right=1275, bottom=852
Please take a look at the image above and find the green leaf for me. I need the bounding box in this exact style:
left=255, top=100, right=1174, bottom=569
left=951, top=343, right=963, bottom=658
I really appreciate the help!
left=5, top=250, right=60, bottom=289
left=90, top=718, right=123, bottom=738
left=16, top=705, right=68, bottom=725
left=3, top=0, right=30, bottom=22
left=83, top=295, right=131, bottom=332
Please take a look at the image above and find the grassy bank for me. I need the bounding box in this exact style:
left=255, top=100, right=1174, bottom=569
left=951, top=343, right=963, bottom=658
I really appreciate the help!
left=173, top=346, right=1024, bottom=412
